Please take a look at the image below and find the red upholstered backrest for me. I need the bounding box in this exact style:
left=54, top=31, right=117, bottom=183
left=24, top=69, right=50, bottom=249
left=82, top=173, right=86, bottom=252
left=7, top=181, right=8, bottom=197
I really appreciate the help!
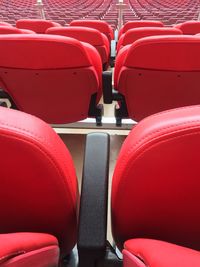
left=0, top=107, right=78, bottom=255
left=0, top=34, right=101, bottom=123
left=116, top=35, right=200, bottom=121
left=0, top=26, right=35, bottom=34
left=118, top=20, right=164, bottom=38
left=117, top=27, right=182, bottom=51
left=175, top=21, right=200, bottom=34
left=70, top=20, right=112, bottom=42
left=124, top=35, right=200, bottom=70
left=46, top=26, right=109, bottom=64
left=16, top=19, right=61, bottom=33
left=0, top=22, right=13, bottom=27
left=46, top=26, right=104, bottom=46
left=18, top=29, right=36, bottom=34
left=112, top=105, right=200, bottom=251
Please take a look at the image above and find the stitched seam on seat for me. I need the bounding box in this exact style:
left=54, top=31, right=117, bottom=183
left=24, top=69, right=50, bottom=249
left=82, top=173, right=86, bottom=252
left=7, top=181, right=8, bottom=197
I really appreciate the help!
left=135, top=253, right=148, bottom=266
left=121, top=130, right=200, bottom=186
left=0, top=250, right=25, bottom=263
left=118, top=122, right=200, bottom=177
left=113, top=131, right=200, bottom=244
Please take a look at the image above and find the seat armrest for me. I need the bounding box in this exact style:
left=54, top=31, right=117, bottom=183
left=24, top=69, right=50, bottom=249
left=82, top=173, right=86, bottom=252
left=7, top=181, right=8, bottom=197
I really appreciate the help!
left=103, top=71, right=113, bottom=104
left=78, top=133, right=110, bottom=267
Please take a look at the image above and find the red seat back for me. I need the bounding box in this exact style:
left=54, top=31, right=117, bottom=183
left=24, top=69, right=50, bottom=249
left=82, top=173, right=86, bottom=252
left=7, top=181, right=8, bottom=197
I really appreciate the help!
left=0, top=107, right=78, bottom=256
left=70, top=20, right=113, bottom=42
left=0, top=26, right=35, bottom=34
left=115, top=35, right=200, bottom=121
left=0, top=34, right=102, bottom=124
left=0, top=22, right=13, bottom=27
left=16, top=19, right=61, bottom=33
left=118, top=20, right=164, bottom=39
left=117, top=27, right=182, bottom=52
left=112, top=105, right=200, bottom=251
left=46, top=26, right=109, bottom=66
left=175, top=21, right=200, bottom=34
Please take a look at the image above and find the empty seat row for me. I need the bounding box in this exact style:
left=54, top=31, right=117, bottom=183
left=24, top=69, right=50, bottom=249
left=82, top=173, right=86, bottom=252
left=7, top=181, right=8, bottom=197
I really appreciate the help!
left=1, top=33, right=200, bottom=126
left=128, top=0, right=200, bottom=26
left=0, top=0, right=115, bottom=26
left=1, top=0, right=198, bottom=27
left=118, top=20, right=200, bottom=43
left=4, top=19, right=200, bottom=48
left=16, top=18, right=200, bottom=42
left=0, top=19, right=114, bottom=43
left=0, top=20, right=111, bottom=70
left=0, top=0, right=199, bottom=28
left=14, top=19, right=114, bottom=42
left=1, top=104, right=200, bottom=266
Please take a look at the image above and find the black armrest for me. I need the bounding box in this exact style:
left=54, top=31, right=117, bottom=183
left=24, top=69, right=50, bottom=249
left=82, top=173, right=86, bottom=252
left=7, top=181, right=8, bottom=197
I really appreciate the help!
left=0, top=101, right=8, bottom=107
left=78, top=133, right=110, bottom=267
left=102, top=71, right=126, bottom=104
left=88, top=93, right=103, bottom=126
left=0, top=89, right=17, bottom=109
left=102, top=71, right=113, bottom=104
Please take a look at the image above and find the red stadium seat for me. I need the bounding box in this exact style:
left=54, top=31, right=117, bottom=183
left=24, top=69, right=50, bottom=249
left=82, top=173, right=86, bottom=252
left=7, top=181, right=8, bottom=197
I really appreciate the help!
left=70, top=20, right=114, bottom=42
left=117, top=26, right=182, bottom=52
left=0, top=22, right=13, bottom=27
left=174, top=21, right=200, bottom=35
left=0, top=26, right=35, bottom=34
left=0, top=233, right=59, bottom=267
left=112, top=105, right=200, bottom=266
left=16, top=19, right=61, bottom=34
left=0, top=34, right=103, bottom=125
left=0, top=106, right=78, bottom=258
left=118, top=20, right=164, bottom=39
left=46, top=26, right=110, bottom=70
left=123, top=239, right=200, bottom=267
left=112, top=35, right=200, bottom=124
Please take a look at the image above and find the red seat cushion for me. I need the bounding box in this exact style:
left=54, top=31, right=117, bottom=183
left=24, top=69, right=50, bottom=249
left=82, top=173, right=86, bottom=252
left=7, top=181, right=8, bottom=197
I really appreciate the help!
left=0, top=233, right=58, bottom=267
left=0, top=107, right=78, bottom=256
left=123, top=239, right=200, bottom=267
left=112, top=105, right=200, bottom=250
